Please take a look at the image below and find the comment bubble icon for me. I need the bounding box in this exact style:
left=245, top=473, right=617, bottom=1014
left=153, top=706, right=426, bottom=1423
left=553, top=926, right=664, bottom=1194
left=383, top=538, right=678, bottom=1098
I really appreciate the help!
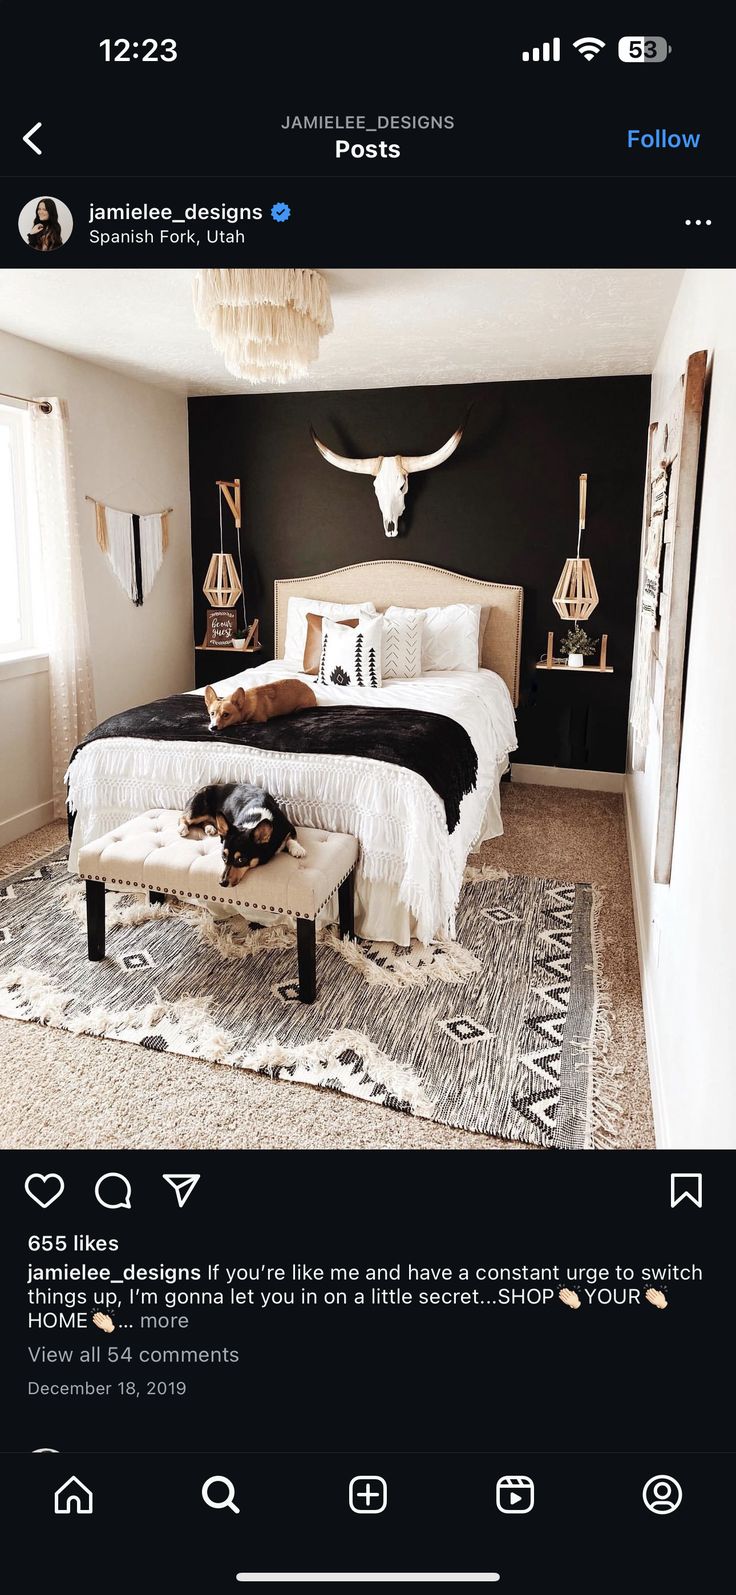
left=94, top=1172, right=132, bottom=1210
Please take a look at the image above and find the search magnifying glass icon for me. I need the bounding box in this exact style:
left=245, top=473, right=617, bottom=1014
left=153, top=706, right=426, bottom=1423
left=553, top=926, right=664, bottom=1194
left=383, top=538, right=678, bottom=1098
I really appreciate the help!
left=202, top=1475, right=240, bottom=1514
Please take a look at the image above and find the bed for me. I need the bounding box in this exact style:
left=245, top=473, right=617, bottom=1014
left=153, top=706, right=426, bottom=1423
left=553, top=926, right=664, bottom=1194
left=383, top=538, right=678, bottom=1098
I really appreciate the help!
left=67, top=561, right=522, bottom=945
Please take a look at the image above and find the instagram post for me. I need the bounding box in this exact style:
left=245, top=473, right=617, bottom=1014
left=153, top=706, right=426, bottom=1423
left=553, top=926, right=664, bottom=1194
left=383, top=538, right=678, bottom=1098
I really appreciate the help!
left=0, top=14, right=734, bottom=1590
left=0, top=260, right=731, bottom=1155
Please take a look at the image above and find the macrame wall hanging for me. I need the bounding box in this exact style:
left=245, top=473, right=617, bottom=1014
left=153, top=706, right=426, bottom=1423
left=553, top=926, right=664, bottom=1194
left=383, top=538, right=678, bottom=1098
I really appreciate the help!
left=88, top=497, right=172, bottom=605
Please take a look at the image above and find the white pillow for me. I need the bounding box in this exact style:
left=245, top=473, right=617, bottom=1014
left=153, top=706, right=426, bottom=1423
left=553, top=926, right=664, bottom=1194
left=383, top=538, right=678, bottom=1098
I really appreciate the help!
left=385, top=603, right=481, bottom=673
left=422, top=603, right=481, bottom=672
left=283, top=596, right=376, bottom=670
left=319, top=614, right=384, bottom=690
left=382, top=608, right=424, bottom=679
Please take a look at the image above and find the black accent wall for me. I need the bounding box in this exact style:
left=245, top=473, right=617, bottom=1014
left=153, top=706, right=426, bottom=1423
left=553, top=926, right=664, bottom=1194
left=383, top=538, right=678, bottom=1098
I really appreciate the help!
left=188, top=376, right=650, bottom=771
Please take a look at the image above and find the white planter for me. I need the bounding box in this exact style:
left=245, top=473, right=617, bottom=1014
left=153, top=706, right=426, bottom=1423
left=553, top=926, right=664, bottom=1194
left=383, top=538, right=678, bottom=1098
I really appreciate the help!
left=567, top=652, right=584, bottom=669
left=231, top=637, right=246, bottom=651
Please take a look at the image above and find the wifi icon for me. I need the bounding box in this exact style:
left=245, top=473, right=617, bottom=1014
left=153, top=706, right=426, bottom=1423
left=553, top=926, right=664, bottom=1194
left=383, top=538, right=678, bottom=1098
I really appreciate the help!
left=573, top=36, right=606, bottom=60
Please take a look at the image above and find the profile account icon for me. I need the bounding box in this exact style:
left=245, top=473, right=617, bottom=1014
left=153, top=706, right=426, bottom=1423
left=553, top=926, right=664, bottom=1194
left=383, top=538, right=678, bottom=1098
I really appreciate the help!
left=643, top=1475, right=683, bottom=1515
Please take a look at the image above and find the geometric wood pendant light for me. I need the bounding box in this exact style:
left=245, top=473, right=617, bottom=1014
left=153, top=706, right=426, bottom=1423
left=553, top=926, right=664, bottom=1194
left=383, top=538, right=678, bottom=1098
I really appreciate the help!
left=552, top=472, right=600, bottom=621
left=203, top=551, right=242, bottom=608
left=202, top=480, right=244, bottom=609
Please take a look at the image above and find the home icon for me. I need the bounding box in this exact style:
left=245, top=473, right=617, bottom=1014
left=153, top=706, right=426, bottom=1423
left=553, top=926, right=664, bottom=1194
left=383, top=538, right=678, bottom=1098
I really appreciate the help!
left=54, top=1476, right=94, bottom=1515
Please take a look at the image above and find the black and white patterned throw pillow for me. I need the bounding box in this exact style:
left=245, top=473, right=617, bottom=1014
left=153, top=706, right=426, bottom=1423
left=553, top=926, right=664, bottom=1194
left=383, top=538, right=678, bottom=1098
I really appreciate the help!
left=319, top=615, right=384, bottom=689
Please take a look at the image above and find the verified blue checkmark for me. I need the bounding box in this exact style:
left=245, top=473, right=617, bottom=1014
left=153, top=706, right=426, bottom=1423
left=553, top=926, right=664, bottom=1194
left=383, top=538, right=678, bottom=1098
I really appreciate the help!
left=271, top=202, right=291, bottom=222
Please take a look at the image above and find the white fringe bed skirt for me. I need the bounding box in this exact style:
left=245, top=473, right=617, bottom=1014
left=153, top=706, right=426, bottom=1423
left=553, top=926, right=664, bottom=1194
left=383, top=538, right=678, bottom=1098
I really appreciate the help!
left=66, top=739, right=508, bottom=946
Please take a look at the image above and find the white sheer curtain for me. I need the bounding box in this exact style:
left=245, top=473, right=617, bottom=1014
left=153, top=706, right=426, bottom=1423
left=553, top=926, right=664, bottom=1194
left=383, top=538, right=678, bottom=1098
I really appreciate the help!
left=30, top=399, right=96, bottom=817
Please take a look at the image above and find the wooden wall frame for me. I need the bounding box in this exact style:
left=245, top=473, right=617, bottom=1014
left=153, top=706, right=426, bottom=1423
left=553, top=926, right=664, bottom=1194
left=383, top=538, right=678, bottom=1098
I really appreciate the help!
left=652, top=351, right=707, bottom=883
left=635, top=351, right=707, bottom=884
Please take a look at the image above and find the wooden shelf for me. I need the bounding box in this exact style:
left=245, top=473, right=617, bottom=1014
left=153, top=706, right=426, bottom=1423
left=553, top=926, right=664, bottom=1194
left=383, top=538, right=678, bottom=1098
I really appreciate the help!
left=537, top=660, right=613, bottom=673
left=536, top=630, right=613, bottom=673
left=195, top=645, right=263, bottom=654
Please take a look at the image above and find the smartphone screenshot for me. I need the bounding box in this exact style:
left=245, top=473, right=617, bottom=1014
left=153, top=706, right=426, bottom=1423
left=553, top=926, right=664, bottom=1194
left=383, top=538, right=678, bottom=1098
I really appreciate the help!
left=0, top=14, right=733, bottom=1590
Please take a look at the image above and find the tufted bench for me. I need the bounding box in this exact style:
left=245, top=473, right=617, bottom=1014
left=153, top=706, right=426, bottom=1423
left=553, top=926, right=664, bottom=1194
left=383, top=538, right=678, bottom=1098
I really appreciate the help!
left=77, top=809, right=359, bottom=1004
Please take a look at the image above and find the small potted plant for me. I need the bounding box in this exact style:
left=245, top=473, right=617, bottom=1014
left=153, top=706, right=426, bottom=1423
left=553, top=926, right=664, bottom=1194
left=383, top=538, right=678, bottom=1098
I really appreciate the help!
left=231, top=628, right=247, bottom=652
left=560, top=625, right=598, bottom=669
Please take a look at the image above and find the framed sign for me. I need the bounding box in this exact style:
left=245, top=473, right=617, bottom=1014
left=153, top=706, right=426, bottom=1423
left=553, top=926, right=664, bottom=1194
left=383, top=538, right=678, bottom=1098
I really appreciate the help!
left=203, top=608, right=237, bottom=647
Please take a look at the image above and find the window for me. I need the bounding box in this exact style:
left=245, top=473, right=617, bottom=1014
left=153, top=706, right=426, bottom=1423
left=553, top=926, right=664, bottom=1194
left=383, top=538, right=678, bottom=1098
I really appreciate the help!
left=0, top=403, right=39, bottom=653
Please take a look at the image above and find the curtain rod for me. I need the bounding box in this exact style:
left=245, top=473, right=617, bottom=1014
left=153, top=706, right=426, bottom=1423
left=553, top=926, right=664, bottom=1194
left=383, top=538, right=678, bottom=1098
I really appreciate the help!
left=0, top=390, right=53, bottom=413
left=85, top=495, right=174, bottom=515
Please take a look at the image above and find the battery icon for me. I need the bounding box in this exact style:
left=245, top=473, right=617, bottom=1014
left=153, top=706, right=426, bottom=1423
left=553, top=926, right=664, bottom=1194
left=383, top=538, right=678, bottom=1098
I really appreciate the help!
left=618, top=36, right=671, bottom=62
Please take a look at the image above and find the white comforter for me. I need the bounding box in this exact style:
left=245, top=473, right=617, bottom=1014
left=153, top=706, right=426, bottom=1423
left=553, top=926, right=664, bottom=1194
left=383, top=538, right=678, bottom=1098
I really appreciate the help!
left=67, top=661, right=517, bottom=944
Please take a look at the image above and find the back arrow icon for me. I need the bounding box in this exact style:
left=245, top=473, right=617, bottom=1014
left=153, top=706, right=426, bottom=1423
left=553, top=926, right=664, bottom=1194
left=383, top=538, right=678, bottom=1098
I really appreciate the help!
left=23, top=122, right=42, bottom=155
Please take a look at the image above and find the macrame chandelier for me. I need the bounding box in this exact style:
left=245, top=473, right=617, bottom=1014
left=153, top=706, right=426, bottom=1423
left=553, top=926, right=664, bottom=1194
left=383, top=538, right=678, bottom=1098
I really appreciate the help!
left=552, top=472, right=600, bottom=621
left=193, top=268, right=333, bottom=385
left=203, top=481, right=243, bottom=609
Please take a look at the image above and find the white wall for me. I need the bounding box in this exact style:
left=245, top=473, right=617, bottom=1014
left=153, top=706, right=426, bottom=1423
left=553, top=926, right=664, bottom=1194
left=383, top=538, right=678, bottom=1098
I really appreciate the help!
left=0, top=656, right=53, bottom=844
left=0, top=328, right=193, bottom=843
left=625, top=270, right=736, bottom=1149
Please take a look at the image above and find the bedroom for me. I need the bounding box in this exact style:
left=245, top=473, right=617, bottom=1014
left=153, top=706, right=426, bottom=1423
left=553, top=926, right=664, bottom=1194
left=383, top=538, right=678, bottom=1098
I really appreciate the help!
left=0, top=265, right=733, bottom=1152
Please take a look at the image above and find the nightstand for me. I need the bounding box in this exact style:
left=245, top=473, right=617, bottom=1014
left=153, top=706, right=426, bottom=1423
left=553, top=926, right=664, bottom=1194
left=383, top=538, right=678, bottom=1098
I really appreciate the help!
left=522, top=632, right=621, bottom=769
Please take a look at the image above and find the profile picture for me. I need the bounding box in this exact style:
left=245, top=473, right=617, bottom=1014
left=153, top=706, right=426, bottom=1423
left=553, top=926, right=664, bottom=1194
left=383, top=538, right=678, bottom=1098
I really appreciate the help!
left=18, top=195, right=73, bottom=252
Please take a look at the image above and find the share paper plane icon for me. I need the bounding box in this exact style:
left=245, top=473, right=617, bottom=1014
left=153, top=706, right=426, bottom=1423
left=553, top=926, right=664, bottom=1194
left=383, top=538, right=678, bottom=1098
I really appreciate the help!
left=163, top=1173, right=201, bottom=1208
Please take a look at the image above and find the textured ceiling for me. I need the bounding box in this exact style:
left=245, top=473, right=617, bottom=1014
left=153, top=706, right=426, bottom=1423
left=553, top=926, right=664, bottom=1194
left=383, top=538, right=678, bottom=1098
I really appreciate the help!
left=0, top=268, right=683, bottom=396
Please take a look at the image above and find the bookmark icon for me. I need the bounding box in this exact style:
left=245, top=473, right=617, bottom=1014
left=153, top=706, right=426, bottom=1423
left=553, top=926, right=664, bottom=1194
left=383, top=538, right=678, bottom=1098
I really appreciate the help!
left=670, top=1173, right=702, bottom=1208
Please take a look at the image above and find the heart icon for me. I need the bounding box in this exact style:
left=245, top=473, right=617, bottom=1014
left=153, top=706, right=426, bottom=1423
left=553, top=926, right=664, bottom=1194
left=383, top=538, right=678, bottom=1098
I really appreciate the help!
left=25, top=1172, right=65, bottom=1209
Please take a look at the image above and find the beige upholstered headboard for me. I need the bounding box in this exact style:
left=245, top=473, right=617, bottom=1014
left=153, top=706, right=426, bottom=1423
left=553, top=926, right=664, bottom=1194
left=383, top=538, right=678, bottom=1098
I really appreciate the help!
left=274, top=561, right=524, bottom=704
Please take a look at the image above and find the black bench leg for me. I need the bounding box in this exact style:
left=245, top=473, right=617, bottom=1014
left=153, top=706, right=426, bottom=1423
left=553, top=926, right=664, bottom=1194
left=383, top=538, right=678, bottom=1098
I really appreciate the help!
left=149, top=891, right=165, bottom=905
left=338, top=869, right=355, bottom=941
left=85, top=880, right=106, bottom=960
left=296, top=917, right=317, bottom=1004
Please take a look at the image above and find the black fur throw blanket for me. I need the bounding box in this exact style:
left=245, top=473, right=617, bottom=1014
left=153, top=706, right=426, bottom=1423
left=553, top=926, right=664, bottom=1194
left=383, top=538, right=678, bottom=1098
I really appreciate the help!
left=70, top=695, right=478, bottom=834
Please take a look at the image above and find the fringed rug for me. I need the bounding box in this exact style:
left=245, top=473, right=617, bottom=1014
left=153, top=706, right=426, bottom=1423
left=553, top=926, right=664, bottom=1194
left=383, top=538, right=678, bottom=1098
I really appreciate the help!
left=0, top=851, right=618, bottom=1148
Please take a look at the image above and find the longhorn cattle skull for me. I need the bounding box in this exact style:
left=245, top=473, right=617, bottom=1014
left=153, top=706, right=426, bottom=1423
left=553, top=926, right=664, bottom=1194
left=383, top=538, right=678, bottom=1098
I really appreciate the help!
left=310, top=419, right=467, bottom=536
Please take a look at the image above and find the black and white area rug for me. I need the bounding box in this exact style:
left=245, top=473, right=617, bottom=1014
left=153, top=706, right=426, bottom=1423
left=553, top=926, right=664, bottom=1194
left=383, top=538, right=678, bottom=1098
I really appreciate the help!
left=0, top=852, right=618, bottom=1149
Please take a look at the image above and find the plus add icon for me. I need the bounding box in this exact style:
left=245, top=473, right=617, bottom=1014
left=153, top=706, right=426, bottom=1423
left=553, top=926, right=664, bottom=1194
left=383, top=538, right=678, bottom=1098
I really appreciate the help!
left=349, top=1475, right=388, bottom=1514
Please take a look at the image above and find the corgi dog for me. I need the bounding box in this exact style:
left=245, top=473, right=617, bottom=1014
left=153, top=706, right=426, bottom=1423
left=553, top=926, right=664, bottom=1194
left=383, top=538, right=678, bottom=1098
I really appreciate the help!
left=178, top=781, right=306, bottom=886
left=203, top=678, right=316, bottom=731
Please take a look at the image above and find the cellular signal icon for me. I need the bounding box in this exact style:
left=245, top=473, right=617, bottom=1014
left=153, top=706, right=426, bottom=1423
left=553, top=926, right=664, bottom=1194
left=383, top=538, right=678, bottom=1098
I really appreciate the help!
left=572, top=37, right=606, bottom=60
left=522, top=38, right=561, bottom=62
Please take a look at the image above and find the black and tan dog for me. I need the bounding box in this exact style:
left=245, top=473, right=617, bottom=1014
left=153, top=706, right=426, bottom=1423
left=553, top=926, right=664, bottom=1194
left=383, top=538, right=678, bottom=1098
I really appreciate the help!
left=179, top=781, right=306, bottom=887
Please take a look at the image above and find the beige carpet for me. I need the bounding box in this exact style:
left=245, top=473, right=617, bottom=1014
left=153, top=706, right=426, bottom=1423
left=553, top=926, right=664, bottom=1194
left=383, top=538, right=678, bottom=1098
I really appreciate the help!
left=0, top=787, right=653, bottom=1150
